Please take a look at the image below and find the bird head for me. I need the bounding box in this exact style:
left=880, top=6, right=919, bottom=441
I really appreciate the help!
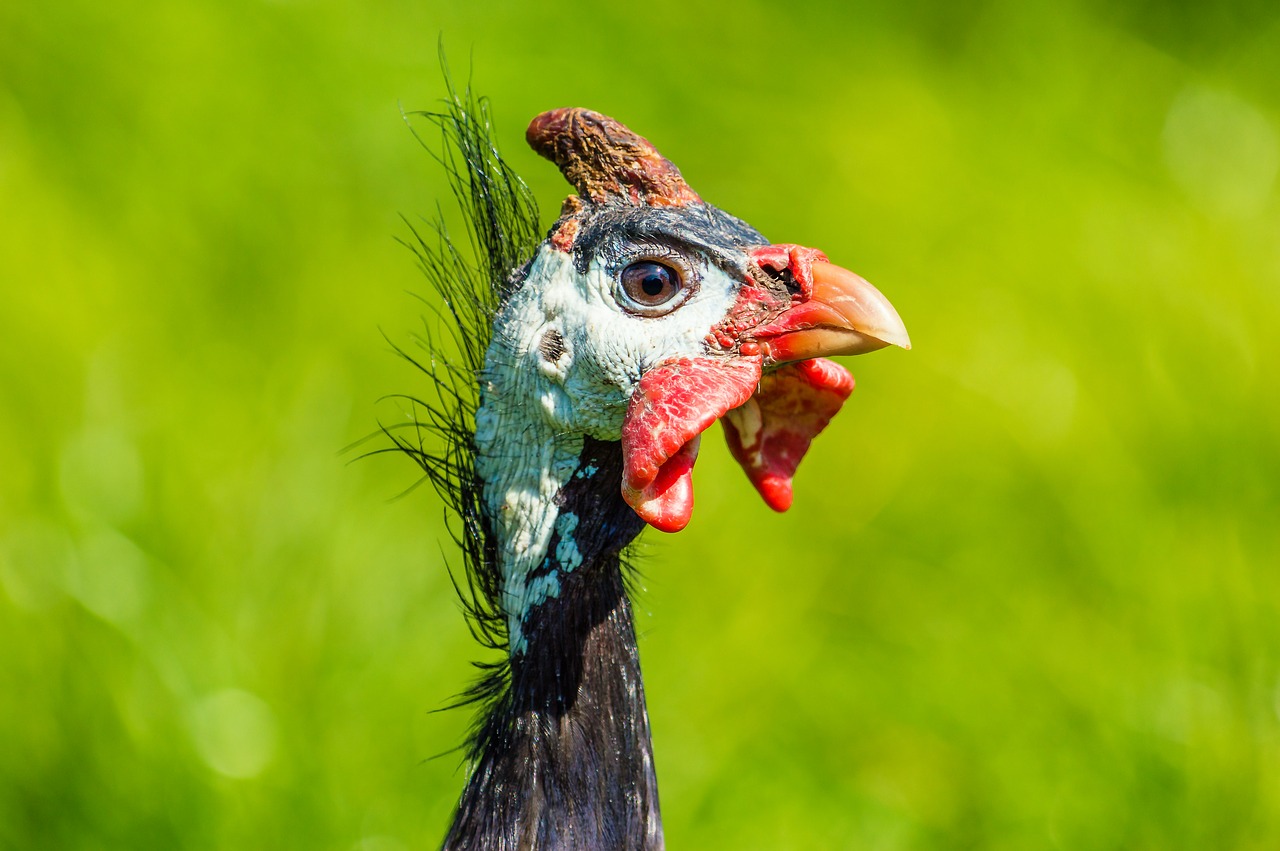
left=487, top=108, right=909, bottom=534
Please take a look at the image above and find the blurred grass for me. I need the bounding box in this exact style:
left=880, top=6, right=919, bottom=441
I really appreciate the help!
left=2, top=0, right=1279, bottom=848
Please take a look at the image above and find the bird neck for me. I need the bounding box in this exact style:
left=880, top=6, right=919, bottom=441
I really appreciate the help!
left=453, top=426, right=663, bottom=849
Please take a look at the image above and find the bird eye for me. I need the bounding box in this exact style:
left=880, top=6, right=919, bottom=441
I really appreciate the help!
left=618, top=261, right=686, bottom=316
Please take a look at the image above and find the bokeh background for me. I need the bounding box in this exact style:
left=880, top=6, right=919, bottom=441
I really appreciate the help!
left=3, top=0, right=1279, bottom=848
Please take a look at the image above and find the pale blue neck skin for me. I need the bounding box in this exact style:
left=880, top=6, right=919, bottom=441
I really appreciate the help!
left=473, top=248, right=598, bottom=656
left=474, top=393, right=582, bottom=656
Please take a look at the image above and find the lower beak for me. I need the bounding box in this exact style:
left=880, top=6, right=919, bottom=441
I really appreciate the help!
left=750, top=261, right=911, bottom=363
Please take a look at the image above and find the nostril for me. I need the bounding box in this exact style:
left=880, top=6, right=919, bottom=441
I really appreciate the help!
left=748, top=243, right=826, bottom=300
left=776, top=267, right=802, bottom=297
left=748, top=261, right=802, bottom=298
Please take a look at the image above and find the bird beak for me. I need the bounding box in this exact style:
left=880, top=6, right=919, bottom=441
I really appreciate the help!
left=720, top=249, right=910, bottom=514
left=749, top=261, right=911, bottom=363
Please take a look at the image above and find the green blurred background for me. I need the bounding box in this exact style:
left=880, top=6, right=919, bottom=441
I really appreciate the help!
left=3, top=0, right=1279, bottom=848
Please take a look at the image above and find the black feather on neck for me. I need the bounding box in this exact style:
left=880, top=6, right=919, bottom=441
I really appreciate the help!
left=444, top=438, right=660, bottom=851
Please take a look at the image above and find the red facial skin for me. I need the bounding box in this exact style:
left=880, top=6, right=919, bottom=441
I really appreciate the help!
left=620, top=242, right=864, bottom=531
left=705, top=283, right=778, bottom=353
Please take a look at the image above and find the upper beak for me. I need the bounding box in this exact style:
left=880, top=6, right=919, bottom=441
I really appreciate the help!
left=750, top=261, right=911, bottom=363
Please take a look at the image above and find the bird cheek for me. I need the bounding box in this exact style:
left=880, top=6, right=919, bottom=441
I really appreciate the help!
left=704, top=283, right=790, bottom=355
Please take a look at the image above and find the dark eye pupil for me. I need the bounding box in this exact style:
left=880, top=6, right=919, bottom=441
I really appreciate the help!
left=620, top=261, right=682, bottom=311
left=641, top=273, right=665, bottom=297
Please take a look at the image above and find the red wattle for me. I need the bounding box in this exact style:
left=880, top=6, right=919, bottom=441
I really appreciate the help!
left=722, top=358, right=855, bottom=512
left=629, top=435, right=700, bottom=533
left=621, top=356, right=763, bottom=531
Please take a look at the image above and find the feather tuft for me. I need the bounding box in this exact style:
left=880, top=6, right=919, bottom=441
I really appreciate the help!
left=383, top=66, right=542, bottom=732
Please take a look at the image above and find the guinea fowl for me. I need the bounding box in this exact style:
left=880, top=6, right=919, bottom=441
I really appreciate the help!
left=393, top=96, right=909, bottom=851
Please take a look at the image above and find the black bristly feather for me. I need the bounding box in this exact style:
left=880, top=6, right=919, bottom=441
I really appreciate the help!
left=384, top=76, right=541, bottom=703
